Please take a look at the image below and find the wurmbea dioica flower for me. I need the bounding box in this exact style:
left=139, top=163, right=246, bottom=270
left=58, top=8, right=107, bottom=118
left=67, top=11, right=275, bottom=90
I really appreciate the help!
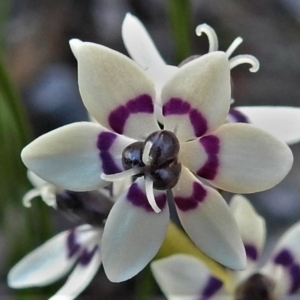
left=8, top=173, right=117, bottom=300
left=8, top=224, right=103, bottom=300
left=122, top=14, right=300, bottom=145
left=151, top=196, right=300, bottom=300
left=21, top=36, right=293, bottom=282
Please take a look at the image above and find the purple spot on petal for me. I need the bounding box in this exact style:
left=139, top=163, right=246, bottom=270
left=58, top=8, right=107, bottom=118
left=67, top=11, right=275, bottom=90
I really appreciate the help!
left=174, top=182, right=207, bottom=212
left=197, top=135, right=220, bottom=180
left=289, top=264, right=300, bottom=293
left=163, top=98, right=208, bottom=137
left=97, top=131, right=117, bottom=150
left=189, top=108, right=208, bottom=137
left=108, top=105, right=129, bottom=134
left=108, top=94, right=154, bottom=134
left=200, top=276, right=223, bottom=300
left=274, top=249, right=294, bottom=266
left=97, top=132, right=122, bottom=174
left=162, top=98, right=191, bottom=115
left=67, top=229, right=81, bottom=258
left=127, top=94, right=153, bottom=113
left=229, top=108, right=249, bottom=123
left=126, top=183, right=167, bottom=212
left=79, top=245, right=99, bottom=266
left=245, top=244, right=258, bottom=261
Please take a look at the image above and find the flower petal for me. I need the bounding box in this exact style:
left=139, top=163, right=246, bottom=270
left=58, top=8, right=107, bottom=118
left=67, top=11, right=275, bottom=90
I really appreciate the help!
left=181, top=123, right=293, bottom=193
left=21, top=122, right=135, bottom=191
left=49, top=231, right=102, bottom=300
left=69, top=39, right=160, bottom=139
left=102, top=178, right=169, bottom=282
left=161, top=52, right=231, bottom=141
left=262, top=222, right=300, bottom=295
left=151, top=254, right=224, bottom=300
left=172, top=167, right=246, bottom=270
left=230, top=195, right=266, bottom=264
left=7, top=225, right=93, bottom=288
left=235, top=106, right=300, bottom=145
left=122, top=13, right=166, bottom=69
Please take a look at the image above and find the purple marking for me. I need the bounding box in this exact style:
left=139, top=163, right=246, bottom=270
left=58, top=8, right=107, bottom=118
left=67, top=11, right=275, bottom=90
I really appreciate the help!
left=229, top=108, right=249, bottom=123
left=162, top=98, right=190, bottom=115
left=108, top=94, right=153, bottom=134
left=126, top=182, right=167, bottom=212
left=127, top=94, right=153, bottom=113
left=289, top=264, right=300, bottom=293
left=163, top=98, right=208, bottom=138
left=274, top=249, right=294, bottom=266
left=200, top=276, right=223, bottom=300
left=97, top=131, right=117, bottom=151
left=189, top=108, right=208, bottom=137
left=197, top=135, right=220, bottom=180
left=245, top=244, right=258, bottom=261
left=78, top=245, right=99, bottom=266
left=67, top=229, right=81, bottom=258
left=174, top=182, right=207, bottom=212
left=97, top=132, right=122, bottom=174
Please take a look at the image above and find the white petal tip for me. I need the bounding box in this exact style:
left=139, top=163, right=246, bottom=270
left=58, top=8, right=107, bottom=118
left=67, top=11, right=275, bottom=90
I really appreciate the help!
left=69, top=39, right=83, bottom=58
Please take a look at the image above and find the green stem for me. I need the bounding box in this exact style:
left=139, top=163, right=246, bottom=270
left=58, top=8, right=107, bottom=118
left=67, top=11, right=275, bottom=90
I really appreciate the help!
left=167, top=0, right=192, bottom=64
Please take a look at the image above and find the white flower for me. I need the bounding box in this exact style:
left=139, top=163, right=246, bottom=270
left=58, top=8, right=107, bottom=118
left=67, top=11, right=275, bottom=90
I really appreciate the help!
left=8, top=224, right=102, bottom=300
left=21, top=29, right=292, bottom=282
left=151, top=195, right=300, bottom=300
left=122, top=13, right=300, bottom=145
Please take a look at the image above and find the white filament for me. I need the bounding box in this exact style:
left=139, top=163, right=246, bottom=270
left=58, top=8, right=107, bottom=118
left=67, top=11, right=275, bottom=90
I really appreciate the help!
left=22, top=189, right=41, bottom=207
left=145, top=177, right=161, bottom=213
left=226, top=37, right=243, bottom=58
left=195, top=24, right=219, bottom=52
left=142, top=141, right=153, bottom=166
left=229, top=54, right=260, bottom=72
left=101, top=168, right=143, bottom=182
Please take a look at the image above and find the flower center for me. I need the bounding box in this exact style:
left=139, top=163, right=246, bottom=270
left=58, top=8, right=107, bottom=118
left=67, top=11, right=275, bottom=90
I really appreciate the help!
left=234, top=273, right=275, bottom=300
left=122, top=130, right=181, bottom=190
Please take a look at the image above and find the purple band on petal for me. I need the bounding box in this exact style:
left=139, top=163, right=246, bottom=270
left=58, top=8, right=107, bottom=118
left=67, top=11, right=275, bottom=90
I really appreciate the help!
left=162, top=98, right=208, bottom=137
left=200, top=276, right=223, bottom=300
left=245, top=244, right=258, bottom=261
left=228, top=108, right=249, bottom=123
left=108, top=94, right=153, bottom=134
left=79, top=245, right=99, bottom=266
left=289, top=264, right=300, bottom=293
left=163, top=98, right=190, bottom=115
left=126, top=182, right=167, bottom=212
left=97, top=132, right=122, bottom=174
left=274, top=249, right=294, bottom=266
left=197, top=135, right=220, bottom=180
left=174, top=182, right=207, bottom=212
left=67, top=229, right=81, bottom=258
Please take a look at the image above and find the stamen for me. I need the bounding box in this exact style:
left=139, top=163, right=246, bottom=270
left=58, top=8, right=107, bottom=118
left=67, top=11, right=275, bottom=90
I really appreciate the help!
left=41, top=186, right=57, bottom=208
left=145, top=177, right=161, bottom=213
left=226, top=37, right=243, bottom=58
left=101, top=168, right=143, bottom=182
left=142, top=141, right=153, bottom=166
left=22, top=188, right=41, bottom=207
left=229, top=54, right=260, bottom=72
left=195, top=24, right=219, bottom=52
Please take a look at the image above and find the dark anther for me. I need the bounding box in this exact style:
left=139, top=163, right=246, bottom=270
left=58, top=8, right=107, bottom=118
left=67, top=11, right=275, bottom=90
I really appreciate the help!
left=234, top=273, right=275, bottom=300
left=122, top=141, right=145, bottom=171
left=56, top=190, right=113, bottom=227
left=148, top=161, right=182, bottom=190
left=121, top=130, right=181, bottom=190
left=144, top=130, right=180, bottom=168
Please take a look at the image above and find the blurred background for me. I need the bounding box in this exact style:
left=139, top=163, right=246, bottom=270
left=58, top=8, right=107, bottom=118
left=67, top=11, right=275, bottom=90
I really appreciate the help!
left=1, top=0, right=300, bottom=299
